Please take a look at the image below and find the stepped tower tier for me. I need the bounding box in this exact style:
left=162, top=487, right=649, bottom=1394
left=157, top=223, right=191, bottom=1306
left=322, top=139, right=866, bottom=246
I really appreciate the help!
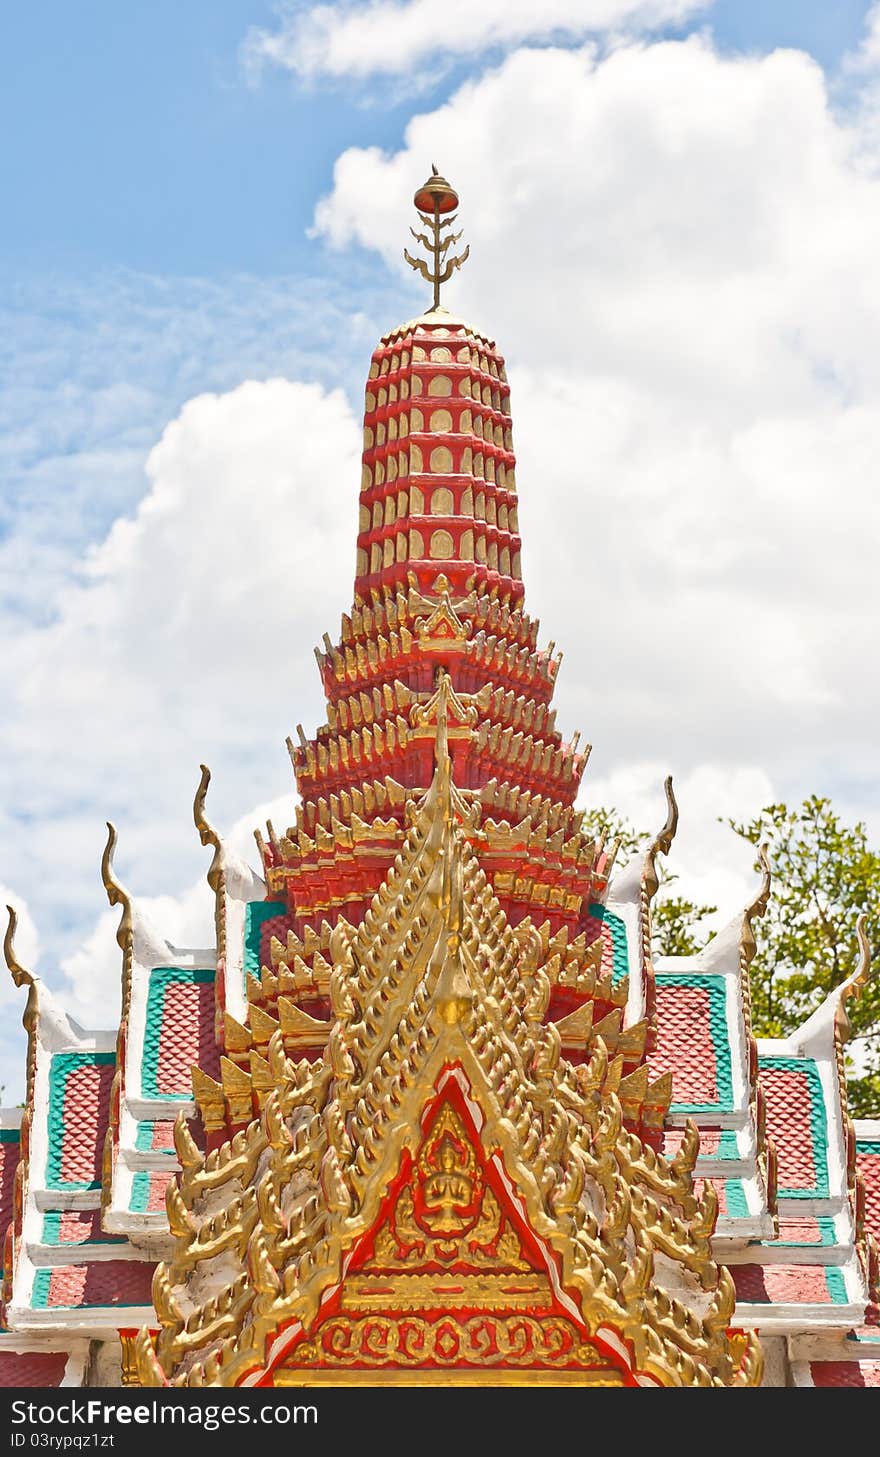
left=241, top=176, right=641, bottom=1106
left=355, top=309, right=522, bottom=603
left=261, top=178, right=604, bottom=978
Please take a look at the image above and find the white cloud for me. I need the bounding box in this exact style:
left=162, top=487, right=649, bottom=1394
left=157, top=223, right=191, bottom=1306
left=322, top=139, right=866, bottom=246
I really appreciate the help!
left=0, top=268, right=390, bottom=626
left=0, top=377, right=360, bottom=1096
left=243, top=0, right=707, bottom=83
left=582, top=761, right=776, bottom=930
left=58, top=792, right=293, bottom=1038
left=845, top=0, right=880, bottom=72
left=840, top=1, right=880, bottom=158
left=315, top=37, right=880, bottom=799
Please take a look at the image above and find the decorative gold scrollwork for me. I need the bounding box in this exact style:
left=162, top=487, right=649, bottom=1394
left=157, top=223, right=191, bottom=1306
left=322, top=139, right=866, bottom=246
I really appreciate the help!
left=285, top=1314, right=606, bottom=1370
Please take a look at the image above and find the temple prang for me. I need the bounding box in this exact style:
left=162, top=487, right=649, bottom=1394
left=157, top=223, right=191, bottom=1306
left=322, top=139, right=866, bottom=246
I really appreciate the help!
left=0, top=175, right=877, bottom=1389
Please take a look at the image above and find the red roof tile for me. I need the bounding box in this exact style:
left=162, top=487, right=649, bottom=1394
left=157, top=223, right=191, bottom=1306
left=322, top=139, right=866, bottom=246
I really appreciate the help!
left=53, top=1210, right=105, bottom=1244
left=0, top=1350, right=70, bottom=1387
left=149, top=1121, right=176, bottom=1152
left=663, top=1127, right=724, bottom=1158
left=141, top=1171, right=174, bottom=1213
left=155, top=981, right=219, bottom=1095
left=0, top=1136, right=19, bottom=1242
left=44, top=1260, right=155, bottom=1309
left=776, top=1216, right=831, bottom=1245
left=650, top=984, right=718, bottom=1105
left=731, top=1263, right=834, bottom=1304
left=58, top=1063, right=114, bottom=1186
left=856, top=1145, right=880, bottom=1244
left=762, top=1065, right=821, bottom=1194
left=259, top=910, right=295, bottom=979
left=810, top=1360, right=880, bottom=1388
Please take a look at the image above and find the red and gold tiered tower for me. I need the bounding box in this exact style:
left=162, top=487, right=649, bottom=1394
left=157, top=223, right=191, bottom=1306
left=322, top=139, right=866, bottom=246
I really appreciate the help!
left=3, top=174, right=877, bottom=1392
left=129, top=175, right=763, bottom=1388
left=240, top=170, right=656, bottom=1090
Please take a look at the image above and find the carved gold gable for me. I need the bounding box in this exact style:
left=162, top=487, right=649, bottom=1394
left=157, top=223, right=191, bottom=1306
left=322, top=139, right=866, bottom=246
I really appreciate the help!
left=272, top=1072, right=631, bottom=1386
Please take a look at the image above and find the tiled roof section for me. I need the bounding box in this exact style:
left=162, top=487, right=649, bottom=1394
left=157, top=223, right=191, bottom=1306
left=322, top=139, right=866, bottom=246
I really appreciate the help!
left=0, top=1130, right=20, bottom=1331
left=142, top=967, right=218, bottom=1098
left=41, top=1210, right=124, bottom=1246
left=32, top=1261, right=155, bottom=1310
left=0, top=1130, right=20, bottom=1246
left=150, top=732, right=765, bottom=1390
left=586, top=903, right=628, bottom=986
left=649, top=975, right=733, bottom=1113
left=134, top=1120, right=177, bottom=1155
left=759, top=1057, right=829, bottom=1198
left=243, top=901, right=286, bottom=989
left=46, top=1053, right=115, bottom=1190
left=731, top=1264, right=846, bottom=1304
left=809, top=1361, right=880, bottom=1388
left=662, top=1128, right=739, bottom=1160
left=131, top=1170, right=174, bottom=1214
left=695, top=1177, right=748, bottom=1218
left=774, top=1216, right=837, bottom=1246
left=856, top=1139, right=880, bottom=1243
left=0, top=1351, right=69, bottom=1387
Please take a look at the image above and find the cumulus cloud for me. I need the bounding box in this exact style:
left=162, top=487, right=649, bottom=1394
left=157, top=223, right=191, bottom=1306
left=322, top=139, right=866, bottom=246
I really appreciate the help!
left=841, top=0, right=880, bottom=157
left=583, top=762, right=776, bottom=927
left=242, top=0, right=707, bottom=83
left=314, top=37, right=880, bottom=802
left=0, top=378, right=359, bottom=1067
left=846, top=0, right=880, bottom=72
left=0, top=269, right=387, bottom=627
left=58, top=792, right=292, bottom=1040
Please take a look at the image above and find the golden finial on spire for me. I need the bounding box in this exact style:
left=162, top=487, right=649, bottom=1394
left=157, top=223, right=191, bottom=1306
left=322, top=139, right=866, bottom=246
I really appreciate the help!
left=404, top=167, right=469, bottom=311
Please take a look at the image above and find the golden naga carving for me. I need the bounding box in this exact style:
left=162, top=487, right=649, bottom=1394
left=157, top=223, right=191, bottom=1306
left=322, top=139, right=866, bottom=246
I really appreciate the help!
left=4, top=903, right=41, bottom=1110
left=137, top=700, right=761, bottom=1389
left=281, top=1314, right=610, bottom=1375
left=4, top=904, right=33, bottom=990
left=101, top=821, right=134, bottom=998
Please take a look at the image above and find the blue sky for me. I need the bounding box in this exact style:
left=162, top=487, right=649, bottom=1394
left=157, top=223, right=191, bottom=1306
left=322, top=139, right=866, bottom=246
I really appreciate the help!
left=2, top=1, right=875, bottom=601
left=1, top=2, right=872, bottom=277
left=2, top=1, right=880, bottom=1097
left=2, top=0, right=469, bottom=277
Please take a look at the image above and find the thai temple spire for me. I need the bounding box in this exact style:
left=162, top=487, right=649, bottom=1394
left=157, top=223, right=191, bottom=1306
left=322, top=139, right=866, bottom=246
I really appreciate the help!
left=0, top=174, right=877, bottom=1390
left=283, top=176, right=597, bottom=989
left=354, top=169, right=520, bottom=603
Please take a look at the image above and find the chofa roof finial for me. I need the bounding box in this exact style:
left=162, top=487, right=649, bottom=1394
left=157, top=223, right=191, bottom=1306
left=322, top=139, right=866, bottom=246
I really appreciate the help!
left=101, top=821, right=134, bottom=962
left=4, top=903, right=34, bottom=989
left=404, top=167, right=470, bottom=312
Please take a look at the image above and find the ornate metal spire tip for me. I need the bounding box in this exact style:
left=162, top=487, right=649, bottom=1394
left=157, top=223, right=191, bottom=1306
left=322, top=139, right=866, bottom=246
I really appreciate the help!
left=404, top=167, right=470, bottom=312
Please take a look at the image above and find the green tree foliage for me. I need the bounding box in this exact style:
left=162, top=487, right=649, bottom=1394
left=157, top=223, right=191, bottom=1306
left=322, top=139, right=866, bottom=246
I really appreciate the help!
left=651, top=895, right=717, bottom=957
left=730, top=797, right=880, bottom=1118
left=584, top=795, right=880, bottom=1116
